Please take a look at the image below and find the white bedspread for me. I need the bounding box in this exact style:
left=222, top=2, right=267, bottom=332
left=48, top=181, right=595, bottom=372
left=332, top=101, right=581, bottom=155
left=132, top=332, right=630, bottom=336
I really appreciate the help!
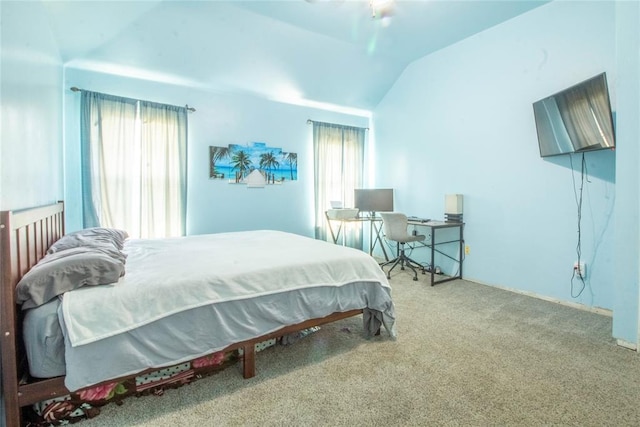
left=62, top=230, right=391, bottom=347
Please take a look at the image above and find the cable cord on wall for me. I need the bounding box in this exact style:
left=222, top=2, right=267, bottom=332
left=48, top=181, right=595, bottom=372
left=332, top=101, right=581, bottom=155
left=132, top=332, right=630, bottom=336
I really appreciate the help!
left=569, top=153, right=589, bottom=298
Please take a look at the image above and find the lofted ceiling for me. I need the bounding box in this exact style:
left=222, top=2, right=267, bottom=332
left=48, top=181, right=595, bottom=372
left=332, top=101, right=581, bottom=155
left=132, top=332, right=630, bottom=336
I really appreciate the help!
left=41, top=0, right=549, bottom=112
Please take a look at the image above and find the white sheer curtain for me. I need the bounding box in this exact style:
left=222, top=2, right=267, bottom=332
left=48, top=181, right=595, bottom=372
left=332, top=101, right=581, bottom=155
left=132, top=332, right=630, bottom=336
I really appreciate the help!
left=81, top=92, right=138, bottom=232
left=81, top=91, right=188, bottom=238
left=313, top=121, right=365, bottom=247
left=139, top=101, right=188, bottom=238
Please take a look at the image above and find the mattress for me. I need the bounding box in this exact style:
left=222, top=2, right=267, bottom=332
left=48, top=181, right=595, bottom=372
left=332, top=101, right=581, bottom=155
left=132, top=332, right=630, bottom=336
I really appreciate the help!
left=62, top=230, right=392, bottom=346
left=23, top=297, right=65, bottom=378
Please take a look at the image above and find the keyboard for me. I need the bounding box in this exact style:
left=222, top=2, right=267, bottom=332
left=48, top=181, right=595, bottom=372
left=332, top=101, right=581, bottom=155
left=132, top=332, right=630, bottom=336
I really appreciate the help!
left=408, top=216, right=430, bottom=223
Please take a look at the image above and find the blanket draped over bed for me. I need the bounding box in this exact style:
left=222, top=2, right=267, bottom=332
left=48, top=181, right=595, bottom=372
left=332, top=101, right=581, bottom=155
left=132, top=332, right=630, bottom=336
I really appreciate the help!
left=59, top=230, right=396, bottom=391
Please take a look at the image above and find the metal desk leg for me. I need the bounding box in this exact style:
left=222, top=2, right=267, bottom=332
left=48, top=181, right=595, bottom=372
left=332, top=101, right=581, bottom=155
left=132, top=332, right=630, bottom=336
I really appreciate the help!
left=430, top=228, right=436, bottom=286
left=370, top=219, right=389, bottom=261
left=326, top=221, right=338, bottom=244
left=325, top=215, right=344, bottom=245
left=459, top=224, right=464, bottom=279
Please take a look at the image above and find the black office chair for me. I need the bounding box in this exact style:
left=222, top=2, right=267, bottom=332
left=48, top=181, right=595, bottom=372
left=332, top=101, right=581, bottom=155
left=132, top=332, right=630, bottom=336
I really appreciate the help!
left=379, top=212, right=425, bottom=281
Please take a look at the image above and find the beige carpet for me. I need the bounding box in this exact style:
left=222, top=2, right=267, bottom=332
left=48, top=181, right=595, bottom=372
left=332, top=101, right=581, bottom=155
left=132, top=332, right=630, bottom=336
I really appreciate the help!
left=82, top=272, right=640, bottom=426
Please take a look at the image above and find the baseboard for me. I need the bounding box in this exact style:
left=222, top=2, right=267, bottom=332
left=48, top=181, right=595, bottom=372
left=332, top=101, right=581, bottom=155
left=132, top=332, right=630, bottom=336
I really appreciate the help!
left=616, top=339, right=638, bottom=351
left=465, top=278, right=613, bottom=317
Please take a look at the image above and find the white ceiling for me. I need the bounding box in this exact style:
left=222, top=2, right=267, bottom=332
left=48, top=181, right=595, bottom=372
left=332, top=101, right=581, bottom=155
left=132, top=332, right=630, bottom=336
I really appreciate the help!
left=41, top=0, right=549, bottom=111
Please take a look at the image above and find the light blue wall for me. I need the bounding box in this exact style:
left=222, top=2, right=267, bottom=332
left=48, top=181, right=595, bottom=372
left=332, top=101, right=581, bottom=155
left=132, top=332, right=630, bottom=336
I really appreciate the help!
left=0, top=1, right=63, bottom=211
left=63, top=69, right=370, bottom=238
left=374, top=1, right=618, bottom=312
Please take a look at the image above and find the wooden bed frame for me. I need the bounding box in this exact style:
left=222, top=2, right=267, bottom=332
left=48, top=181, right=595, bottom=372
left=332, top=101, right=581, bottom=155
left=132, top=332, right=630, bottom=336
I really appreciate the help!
left=1, top=202, right=364, bottom=427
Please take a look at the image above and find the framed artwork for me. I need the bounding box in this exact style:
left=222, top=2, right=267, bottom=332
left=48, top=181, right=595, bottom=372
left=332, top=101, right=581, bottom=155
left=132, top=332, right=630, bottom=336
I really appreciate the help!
left=209, top=142, right=298, bottom=186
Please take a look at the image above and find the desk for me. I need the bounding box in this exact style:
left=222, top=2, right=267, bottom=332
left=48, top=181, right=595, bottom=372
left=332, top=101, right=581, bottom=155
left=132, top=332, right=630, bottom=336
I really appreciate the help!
left=407, top=220, right=464, bottom=286
left=325, top=212, right=390, bottom=261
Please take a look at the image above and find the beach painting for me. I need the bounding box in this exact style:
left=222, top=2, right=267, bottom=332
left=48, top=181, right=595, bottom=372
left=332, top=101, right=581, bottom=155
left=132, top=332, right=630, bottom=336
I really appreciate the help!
left=209, top=142, right=298, bottom=185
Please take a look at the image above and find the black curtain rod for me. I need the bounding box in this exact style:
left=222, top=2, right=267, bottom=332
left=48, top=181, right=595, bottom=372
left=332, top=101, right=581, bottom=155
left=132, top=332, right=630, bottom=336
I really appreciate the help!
left=70, top=87, right=196, bottom=113
left=307, top=119, right=369, bottom=131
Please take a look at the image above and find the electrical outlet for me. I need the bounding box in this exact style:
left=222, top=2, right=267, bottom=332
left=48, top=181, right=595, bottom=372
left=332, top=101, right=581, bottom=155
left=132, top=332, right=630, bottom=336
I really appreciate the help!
left=573, top=262, right=586, bottom=279
left=465, top=245, right=470, bottom=255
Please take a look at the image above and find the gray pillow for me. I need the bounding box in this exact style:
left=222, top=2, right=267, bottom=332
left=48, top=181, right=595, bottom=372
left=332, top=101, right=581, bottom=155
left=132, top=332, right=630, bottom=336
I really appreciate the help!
left=16, top=247, right=125, bottom=309
left=48, top=227, right=129, bottom=253
left=47, top=234, right=127, bottom=264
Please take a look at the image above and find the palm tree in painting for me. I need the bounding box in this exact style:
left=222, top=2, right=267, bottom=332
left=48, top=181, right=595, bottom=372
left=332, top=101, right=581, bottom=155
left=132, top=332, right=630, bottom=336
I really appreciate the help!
left=259, top=151, right=280, bottom=183
left=210, top=146, right=230, bottom=178
left=283, top=152, right=297, bottom=180
left=231, top=150, right=252, bottom=182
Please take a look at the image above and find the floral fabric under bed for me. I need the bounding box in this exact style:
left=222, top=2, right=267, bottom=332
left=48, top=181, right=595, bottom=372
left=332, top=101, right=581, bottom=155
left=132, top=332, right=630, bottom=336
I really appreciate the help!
left=24, top=336, right=280, bottom=426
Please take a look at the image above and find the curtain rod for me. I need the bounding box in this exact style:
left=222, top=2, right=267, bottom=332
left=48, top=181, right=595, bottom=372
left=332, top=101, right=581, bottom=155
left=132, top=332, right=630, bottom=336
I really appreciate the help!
left=307, top=119, right=369, bottom=131
left=70, top=87, right=196, bottom=112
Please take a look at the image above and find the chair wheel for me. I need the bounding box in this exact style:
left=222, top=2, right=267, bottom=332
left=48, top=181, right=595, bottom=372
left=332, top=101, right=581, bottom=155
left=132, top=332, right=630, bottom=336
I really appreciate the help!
left=413, top=276, right=418, bottom=281
left=387, top=275, right=391, bottom=279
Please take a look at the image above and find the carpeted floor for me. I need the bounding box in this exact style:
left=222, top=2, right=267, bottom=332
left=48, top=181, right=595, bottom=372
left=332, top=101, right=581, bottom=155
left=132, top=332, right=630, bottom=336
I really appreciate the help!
left=82, top=272, right=640, bottom=426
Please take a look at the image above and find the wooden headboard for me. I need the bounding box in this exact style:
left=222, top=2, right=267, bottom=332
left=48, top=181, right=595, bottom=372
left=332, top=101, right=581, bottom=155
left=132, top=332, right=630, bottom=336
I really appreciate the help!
left=1, top=201, right=65, bottom=426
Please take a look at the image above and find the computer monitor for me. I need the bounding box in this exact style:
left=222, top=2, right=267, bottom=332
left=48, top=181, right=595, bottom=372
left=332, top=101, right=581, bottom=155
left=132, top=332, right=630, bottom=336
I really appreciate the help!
left=354, top=189, right=394, bottom=213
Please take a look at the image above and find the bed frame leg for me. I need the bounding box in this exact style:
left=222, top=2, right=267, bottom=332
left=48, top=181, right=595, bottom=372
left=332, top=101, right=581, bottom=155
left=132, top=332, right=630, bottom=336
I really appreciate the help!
left=242, top=343, right=256, bottom=379
left=4, top=394, right=21, bottom=427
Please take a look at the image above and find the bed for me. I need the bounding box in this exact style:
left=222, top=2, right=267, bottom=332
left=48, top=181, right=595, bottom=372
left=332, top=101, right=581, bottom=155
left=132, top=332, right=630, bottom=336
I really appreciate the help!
left=1, top=202, right=396, bottom=427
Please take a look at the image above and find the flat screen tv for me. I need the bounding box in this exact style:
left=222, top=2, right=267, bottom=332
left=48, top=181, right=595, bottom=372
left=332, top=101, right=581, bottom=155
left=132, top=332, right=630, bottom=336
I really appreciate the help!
left=533, top=72, right=615, bottom=158
left=354, top=188, right=394, bottom=213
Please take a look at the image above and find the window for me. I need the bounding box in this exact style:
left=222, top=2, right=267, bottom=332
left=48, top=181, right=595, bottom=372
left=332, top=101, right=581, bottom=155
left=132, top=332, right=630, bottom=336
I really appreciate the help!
left=81, top=91, right=188, bottom=238
left=312, top=121, right=366, bottom=247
